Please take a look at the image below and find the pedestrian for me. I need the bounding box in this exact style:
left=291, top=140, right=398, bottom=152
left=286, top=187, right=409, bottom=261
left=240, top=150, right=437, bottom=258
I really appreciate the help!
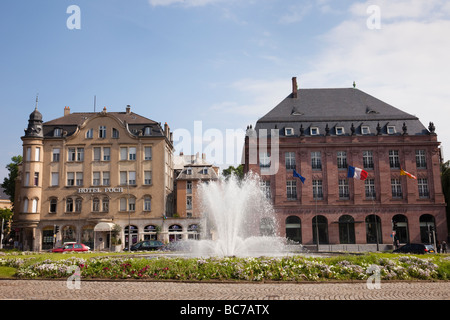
left=437, top=241, right=441, bottom=253
left=442, top=241, right=447, bottom=253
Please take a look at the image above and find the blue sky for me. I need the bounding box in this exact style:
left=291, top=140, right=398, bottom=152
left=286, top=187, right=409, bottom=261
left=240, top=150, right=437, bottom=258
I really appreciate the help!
left=1, top=0, right=450, bottom=181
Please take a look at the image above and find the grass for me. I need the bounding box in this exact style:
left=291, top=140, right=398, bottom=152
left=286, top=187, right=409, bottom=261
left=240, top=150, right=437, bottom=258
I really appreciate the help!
left=0, top=266, right=17, bottom=278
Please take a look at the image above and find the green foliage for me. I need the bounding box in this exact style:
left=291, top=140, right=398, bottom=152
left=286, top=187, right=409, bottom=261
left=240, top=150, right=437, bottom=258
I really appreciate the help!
left=1, top=155, right=22, bottom=208
left=222, top=164, right=244, bottom=180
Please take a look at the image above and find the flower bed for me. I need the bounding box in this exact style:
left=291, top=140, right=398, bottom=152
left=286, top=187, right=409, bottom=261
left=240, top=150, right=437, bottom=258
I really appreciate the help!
left=1, top=253, right=449, bottom=281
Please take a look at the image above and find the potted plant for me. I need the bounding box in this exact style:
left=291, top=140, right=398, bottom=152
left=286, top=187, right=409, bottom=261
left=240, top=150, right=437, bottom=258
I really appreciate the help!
left=111, top=224, right=122, bottom=252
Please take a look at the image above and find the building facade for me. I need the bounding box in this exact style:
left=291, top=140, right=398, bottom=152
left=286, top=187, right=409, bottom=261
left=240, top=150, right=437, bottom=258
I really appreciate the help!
left=13, top=105, right=178, bottom=251
left=244, top=77, right=448, bottom=249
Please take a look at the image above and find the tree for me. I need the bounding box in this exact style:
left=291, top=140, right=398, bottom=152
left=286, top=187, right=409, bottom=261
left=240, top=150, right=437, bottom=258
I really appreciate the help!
left=441, top=160, right=450, bottom=235
left=222, top=164, right=244, bottom=181
left=1, top=155, right=22, bottom=209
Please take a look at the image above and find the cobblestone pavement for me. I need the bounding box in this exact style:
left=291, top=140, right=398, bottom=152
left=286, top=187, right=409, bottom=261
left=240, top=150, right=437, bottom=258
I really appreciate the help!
left=0, top=280, right=448, bottom=300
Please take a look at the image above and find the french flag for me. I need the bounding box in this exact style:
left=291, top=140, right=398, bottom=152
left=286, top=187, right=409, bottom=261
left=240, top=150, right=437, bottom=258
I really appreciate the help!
left=347, top=166, right=368, bottom=180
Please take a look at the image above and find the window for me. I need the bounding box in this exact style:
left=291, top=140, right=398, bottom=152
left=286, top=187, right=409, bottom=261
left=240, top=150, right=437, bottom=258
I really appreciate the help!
left=259, top=152, right=271, bottom=169
left=336, top=127, right=345, bottom=135
left=120, top=171, right=127, bottom=185
left=261, top=180, right=271, bottom=199
left=128, top=171, right=136, bottom=185
left=75, top=198, right=82, bottom=212
left=31, top=199, right=38, bottom=213
left=99, top=126, right=106, bottom=138
left=76, top=172, right=83, bottom=186
left=186, top=196, right=193, bottom=210
left=361, top=126, right=370, bottom=135
left=286, top=180, right=297, bottom=200
left=310, top=127, right=319, bottom=135
left=103, top=147, right=110, bottom=161
left=285, top=152, right=296, bottom=170
left=144, top=196, right=151, bottom=211
left=285, top=128, right=294, bottom=136
left=339, top=179, right=349, bottom=200
left=26, top=147, right=31, bottom=162
left=416, top=150, right=427, bottom=169
left=311, top=152, right=322, bottom=170
left=66, top=198, right=74, bottom=212
left=50, top=198, right=57, bottom=213
left=93, top=172, right=101, bottom=186
left=86, top=128, right=93, bottom=139
left=337, top=151, right=347, bottom=169
left=129, top=147, right=137, bottom=161
left=35, top=147, right=41, bottom=162
left=51, top=172, right=59, bottom=187
left=202, top=167, right=208, bottom=175
left=68, top=148, right=76, bottom=161
left=129, top=198, right=135, bottom=211
left=391, top=178, right=402, bottom=199
left=93, top=147, right=101, bottom=161
left=144, top=127, right=152, bottom=136
left=77, top=148, right=84, bottom=161
left=102, top=197, right=109, bottom=212
left=313, top=180, right=323, bottom=200
left=67, top=172, right=75, bottom=186
left=34, top=172, right=39, bottom=186
left=92, top=197, right=100, bottom=212
left=112, top=128, right=119, bottom=139
left=54, top=128, right=62, bottom=137
left=144, top=147, right=152, bottom=160
left=363, top=151, right=374, bottom=170
left=187, top=181, right=192, bottom=194
left=120, top=198, right=127, bottom=211
left=186, top=167, right=193, bottom=175
left=23, top=198, right=29, bottom=213
left=24, top=172, right=30, bottom=187
left=387, top=126, right=396, bottom=134
left=52, top=148, right=60, bottom=162
left=103, top=172, right=110, bottom=186
left=418, top=178, right=429, bottom=198
left=365, top=179, right=376, bottom=199
left=389, top=150, right=400, bottom=169
left=144, top=171, right=152, bottom=185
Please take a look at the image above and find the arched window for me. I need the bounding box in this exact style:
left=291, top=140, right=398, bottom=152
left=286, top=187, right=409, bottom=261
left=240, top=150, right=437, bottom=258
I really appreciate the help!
left=75, top=197, right=82, bottom=212
left=366, top=215, right=382, bottom=244
left=66, top=198, right=73, bottom=212
left=260, top=217, right=275, bottom=236
left=102, top=197, right=109, bottom=212
left=92, top=197, right=100, bottom=212
left=420, top=214, right=436, bottom=244
left=169, top=224, right=183, bottom=242
left=188, top=224, right=200, bottom=240
left=49, top=198, right=57, bottom=213
left=144, top=225, right=158, bottom=240
left=312, top=215, right=328, bottom=244
left=392, top=214, right=409, bottom=244
left=23, top=198, right=29, bottom=213
left=62, top=225, right=76, bottom=243
left=339, top=215, right=355, bottom=244
left=285, top=216, right=301, bottom=243
left=124, top=225, right=138, bottom=247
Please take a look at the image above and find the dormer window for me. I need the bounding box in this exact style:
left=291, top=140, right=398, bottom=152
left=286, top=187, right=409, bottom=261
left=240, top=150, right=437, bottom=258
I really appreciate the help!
left=361, top=126, right=370, bottom=135
left=335, top=127, right=345, bottom=135
left=112, top=128, right=119, bottom=138
left=310, top=127, right=319, bottom=136
left=202, top=167, right=208, bottom=175
left=54, top=128, right=62, bottom=137
left=387, top=126, right=396, bottom=134
left=186, top=167, right=192, bottom=175
left=144, top=127, right=152, bottom=136
left=285, top=128, right=294, bottom=136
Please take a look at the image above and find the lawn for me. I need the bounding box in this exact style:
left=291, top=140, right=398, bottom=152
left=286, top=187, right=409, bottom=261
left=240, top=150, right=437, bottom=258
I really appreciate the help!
left=1, top=251, right=449, bottom=281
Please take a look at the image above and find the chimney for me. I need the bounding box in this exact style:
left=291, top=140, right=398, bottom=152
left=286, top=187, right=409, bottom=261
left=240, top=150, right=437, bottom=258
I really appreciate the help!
left=292, top=77, right=298, bottom=98
left=126, top=105, right=131, bottom=114
left=64, top=106, right=71, bottom=116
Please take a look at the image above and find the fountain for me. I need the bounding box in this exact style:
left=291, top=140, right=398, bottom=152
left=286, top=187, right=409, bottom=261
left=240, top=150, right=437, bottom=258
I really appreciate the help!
left=183, top=173, right=300, bottom=257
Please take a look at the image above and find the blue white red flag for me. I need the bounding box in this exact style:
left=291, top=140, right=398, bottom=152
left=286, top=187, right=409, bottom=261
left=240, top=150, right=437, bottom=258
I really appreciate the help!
left=347, top=166, right=368, bottom=180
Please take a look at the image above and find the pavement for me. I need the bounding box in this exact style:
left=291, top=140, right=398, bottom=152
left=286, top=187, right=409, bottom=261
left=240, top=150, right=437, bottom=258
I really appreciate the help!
left=0, top=279, right=448, bottom=300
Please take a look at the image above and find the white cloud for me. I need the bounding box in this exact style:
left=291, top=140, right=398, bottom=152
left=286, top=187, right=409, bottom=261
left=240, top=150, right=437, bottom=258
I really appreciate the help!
left=148, top=0, right=225, bottom=7
left=302, top=0, right=450, bottom=160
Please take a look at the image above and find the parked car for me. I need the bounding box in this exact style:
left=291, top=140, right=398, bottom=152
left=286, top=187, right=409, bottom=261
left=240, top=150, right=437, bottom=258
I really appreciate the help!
left=124, top=240, right=164, bottom=251
left=52, top=243, right=90, bottom=253
left=393, top=243, right=435, bottom=254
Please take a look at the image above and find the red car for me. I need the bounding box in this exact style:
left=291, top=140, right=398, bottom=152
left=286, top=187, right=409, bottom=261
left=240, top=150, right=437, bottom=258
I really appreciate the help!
left=52, top=243, right=90, bottom=253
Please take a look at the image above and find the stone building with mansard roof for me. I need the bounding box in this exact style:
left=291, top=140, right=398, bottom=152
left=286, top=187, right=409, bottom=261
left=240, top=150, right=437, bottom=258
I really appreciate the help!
left=13, top=104, right=190, bottom=251
left=244, top=77, right=447, bottom=250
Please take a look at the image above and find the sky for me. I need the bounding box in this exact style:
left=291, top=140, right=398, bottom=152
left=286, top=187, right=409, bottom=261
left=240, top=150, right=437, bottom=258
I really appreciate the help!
left=1, top=0, right=450, bottom=181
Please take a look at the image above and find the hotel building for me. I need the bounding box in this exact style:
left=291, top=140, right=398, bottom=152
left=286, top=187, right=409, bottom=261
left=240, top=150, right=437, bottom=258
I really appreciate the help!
left=244, top=78, right=448, bottom=249
left=14, top=105, right=178, bottom=251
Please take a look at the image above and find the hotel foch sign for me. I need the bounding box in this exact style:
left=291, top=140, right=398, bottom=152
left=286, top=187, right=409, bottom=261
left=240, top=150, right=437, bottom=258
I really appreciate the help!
left=78, top=187, right=124, bottom=194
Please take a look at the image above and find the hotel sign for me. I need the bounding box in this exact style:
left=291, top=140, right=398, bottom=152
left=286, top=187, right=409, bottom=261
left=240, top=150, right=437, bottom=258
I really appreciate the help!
left=78, top=187, right=124, bottom=194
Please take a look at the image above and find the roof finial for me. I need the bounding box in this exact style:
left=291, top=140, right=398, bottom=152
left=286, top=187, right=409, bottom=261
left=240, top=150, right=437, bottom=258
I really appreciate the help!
left=35, top=93, right=39, bottom=110
left=353, top=81, right=356, bottom=88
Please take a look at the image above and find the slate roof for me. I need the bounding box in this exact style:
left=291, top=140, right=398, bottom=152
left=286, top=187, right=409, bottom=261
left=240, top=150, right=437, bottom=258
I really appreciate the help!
left=254, top=88, right=429, bottom=136
left=43, top=111, right=164, bottom=138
